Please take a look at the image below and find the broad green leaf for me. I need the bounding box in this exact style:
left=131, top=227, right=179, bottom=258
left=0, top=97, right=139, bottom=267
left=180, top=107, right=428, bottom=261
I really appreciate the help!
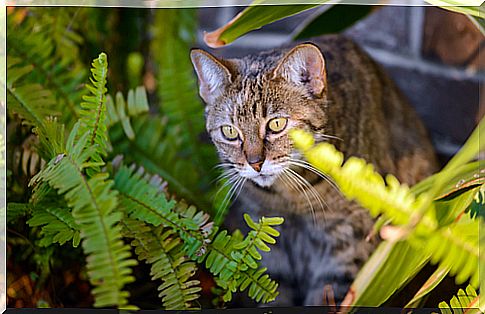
left=425, top=0, right=485, bottom=18
left=341, top=240, right=429, bottom=307
left=204, top=1, right=483, bottom=48
left=434, top=187, right=478, bottom=225
left=405, top=265, right=450, bottom=308
left=204, top=2, right=320, bottom=47
left=293, top=5, right=373, bottom=39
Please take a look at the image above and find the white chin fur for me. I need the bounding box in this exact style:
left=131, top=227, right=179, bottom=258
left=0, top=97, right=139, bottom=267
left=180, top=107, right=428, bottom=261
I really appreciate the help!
left=238, top=161, right=282, bottom=187
left=250, top=175, right=278, bottom=187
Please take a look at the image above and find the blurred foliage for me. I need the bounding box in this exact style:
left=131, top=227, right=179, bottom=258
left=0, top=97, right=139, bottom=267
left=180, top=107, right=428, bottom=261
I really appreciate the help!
left=290, top=122, right=484, bottom=311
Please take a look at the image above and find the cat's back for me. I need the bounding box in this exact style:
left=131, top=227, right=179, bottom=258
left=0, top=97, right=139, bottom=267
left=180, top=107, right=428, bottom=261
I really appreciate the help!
left=310, top=35, right=439, bottom=183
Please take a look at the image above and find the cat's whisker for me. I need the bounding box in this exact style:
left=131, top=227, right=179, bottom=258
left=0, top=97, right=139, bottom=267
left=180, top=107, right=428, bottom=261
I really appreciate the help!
left=289, top=158, right=334, bottom=183
left=218, top=176, right=245, bottom=215
left=213, top=163, right=234, bottom=170
left=286, top=167, right=329, bottom=224
left=288, top=158, right=342, bottom=197
left=232, top=178, right=247, bottom=206
left=319, top=133, right=343, bottom=141
left=212, top=168, right=238, bottom=184
left=213, top=172, right=239, bottom=200
left=215, top=176, right=241, bottom=219
left=283, top=168, right=317, bottom=225
left=280, top=170, right=318, bottom=224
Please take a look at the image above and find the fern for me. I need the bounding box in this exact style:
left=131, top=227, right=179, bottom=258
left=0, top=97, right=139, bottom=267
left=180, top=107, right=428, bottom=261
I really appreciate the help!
left=150, top=9, right=221, bottom=212
left=290, top=129, right=434, bottom=228
left=30, top=123, right=137, bottom=308
left=210, top=214, right=283, bottom=303
left=27, top=205, right=81, bottom=247
left=6, top=57, right=58, bottom=127
left=112, top=163, right=282, bottom=304
left=7, top=202, right=32, bottom=224
left=105, top=86, right=149, bottom=140
left=290, top=129, right=482, bottom=289
left=425, top=219, right=481, bottom=287
left=77, top=52, right=110, bottom=178
left=7, top=9, right=86, bottom=124
left=113, top=164, right=211, bottom=257
left=439, top=285, right=481, bottom=313
left=110, top=115, right=209, bottom=209
left=122, top=218, right=202, bottom=310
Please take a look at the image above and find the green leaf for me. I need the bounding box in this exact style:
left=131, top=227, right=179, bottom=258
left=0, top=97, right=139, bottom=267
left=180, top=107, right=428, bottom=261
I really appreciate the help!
left=78, top=52, right=109, bottom=165
left=293, top=5, right=373, bottom=39
left=122, top=218, right=201, bottom=310
left=6, top=57, right=58, bottom=128
left=342, top=240, right=429, bottom=307
left=30, top=124, right=137, bottom=308
left=204, top=2, right=319, bottom=47
left=438, top=285, right=479, bottom=313
left=105, top=86, right=149, bottom=140
left=424, top=1, right=485, bottom=18
left=7, top=202, right=32, bottom=224
left=405, top=265, right=450, bottom=308
left=27, top=206, right=81, bottom=247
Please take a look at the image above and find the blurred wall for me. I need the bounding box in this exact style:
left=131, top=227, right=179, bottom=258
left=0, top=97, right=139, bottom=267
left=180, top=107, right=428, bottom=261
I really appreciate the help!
left=197, top=5, right=484, bottom=163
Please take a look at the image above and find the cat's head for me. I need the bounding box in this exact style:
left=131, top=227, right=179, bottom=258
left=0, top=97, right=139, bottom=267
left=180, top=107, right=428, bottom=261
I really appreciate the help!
left=190, top=43, right=329, bottom=188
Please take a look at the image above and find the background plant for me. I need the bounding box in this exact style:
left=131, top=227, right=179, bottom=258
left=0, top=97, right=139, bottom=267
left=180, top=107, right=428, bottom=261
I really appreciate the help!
left=6, top=7, right=281, bottom=309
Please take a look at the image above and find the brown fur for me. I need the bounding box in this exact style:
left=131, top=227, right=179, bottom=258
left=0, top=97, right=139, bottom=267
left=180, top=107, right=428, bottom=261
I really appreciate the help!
left=191, top=35, right=438, bottom=306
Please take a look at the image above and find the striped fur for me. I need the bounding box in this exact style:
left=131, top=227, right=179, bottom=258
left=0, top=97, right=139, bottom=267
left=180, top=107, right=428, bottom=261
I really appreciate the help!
left=191, top=35, right=438, bottom=306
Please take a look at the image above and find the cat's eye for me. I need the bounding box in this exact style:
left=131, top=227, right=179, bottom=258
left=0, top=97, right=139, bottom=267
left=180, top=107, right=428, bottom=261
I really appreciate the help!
left=267, top=118, right=288, bottom=133
left=221, top=125, right=239, bottom=140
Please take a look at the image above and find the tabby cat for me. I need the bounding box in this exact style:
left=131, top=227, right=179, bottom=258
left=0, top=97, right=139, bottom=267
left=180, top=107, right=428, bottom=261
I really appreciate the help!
left=190, top=35, right=438, bottom=306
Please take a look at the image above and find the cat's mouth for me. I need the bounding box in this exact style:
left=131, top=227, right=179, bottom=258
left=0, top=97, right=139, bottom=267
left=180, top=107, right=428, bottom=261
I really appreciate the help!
left=238, top=161, right=284, bottom=187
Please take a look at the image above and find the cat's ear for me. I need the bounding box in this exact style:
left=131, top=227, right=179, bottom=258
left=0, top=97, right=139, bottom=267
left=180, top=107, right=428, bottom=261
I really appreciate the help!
left=272, top=43, right=327, bottom=98
left=190, top=49, right=232, bottom=104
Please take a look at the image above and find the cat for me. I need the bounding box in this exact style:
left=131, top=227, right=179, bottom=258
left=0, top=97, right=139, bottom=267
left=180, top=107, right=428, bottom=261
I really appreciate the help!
left=190, top=35, right=438, bottom=306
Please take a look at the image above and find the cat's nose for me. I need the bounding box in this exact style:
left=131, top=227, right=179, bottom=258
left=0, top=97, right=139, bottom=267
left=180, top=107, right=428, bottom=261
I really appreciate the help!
left=248, top=159, right=264, bottom=172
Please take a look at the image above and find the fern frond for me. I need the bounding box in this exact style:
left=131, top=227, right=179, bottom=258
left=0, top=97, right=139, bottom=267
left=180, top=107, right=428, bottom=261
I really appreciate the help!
left=290, top=129, right=482, bottom=288
left=33, top=117, right=66, bottom=161
left=105, top=86, right=149, bottom=140
left=78, top=52, right=109, bottom=172
left=6, top=57, right=58, bottom=127
left=122, top=218, right=201, bottom=310
left=426, top=219, right=481, bottom=288
left=113, top=163, right=282, bottom=304
left=30, top=123, right=137, bottom=308
left=208, top=214, right=283, bottom=303
left=291, top=129, right=432, bottom=228
left=439, top=285, right=480, bottom=313
left=113, top=164, right=211, bottom=257
left=7, top=202, right=32, bottom=224
left=109, top=116, right=210, bottom=211
left=27, top=206, right=81, bottom=247
left=7, top=11, right=86, bottom=123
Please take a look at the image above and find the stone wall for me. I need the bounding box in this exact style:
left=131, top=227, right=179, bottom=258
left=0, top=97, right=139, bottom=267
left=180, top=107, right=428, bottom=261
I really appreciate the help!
left=197, top=5, right=484, bottom=163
